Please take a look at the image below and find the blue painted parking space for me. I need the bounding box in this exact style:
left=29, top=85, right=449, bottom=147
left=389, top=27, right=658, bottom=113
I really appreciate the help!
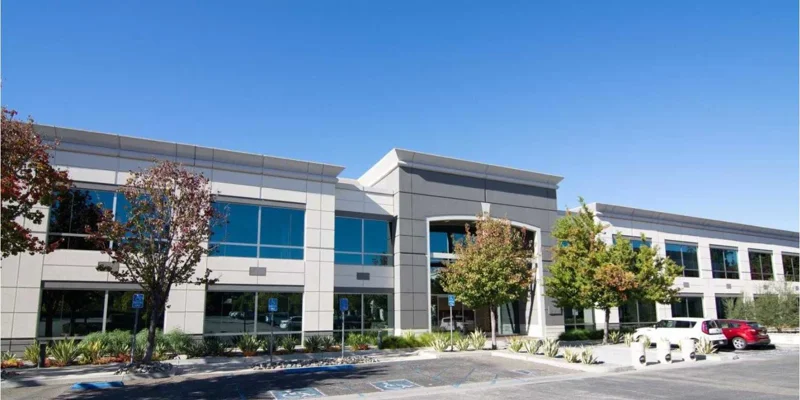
left=269, top=387, right=326, bottom=399
left=370, top=379, right=421, bottom=391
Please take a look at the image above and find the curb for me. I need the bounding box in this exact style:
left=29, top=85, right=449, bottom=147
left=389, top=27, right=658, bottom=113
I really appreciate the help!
left=491, top=351, right=633, bottom=373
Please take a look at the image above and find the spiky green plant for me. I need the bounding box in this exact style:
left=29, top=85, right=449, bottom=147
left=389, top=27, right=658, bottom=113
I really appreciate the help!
left=507, top=337, right=525, bottom=353
left=563, top=347, right=581, bottom=363
left=320, top=335, right=337, bottom=351
left=49, top=339, right=81, bottom=366
left=623, top=333, right=634, bottom=347
left=695, top=338, right=717, bottom=355
left=637, top=335, right=651, bottom=349
left=303, top=335, right=324, bottom=353
left=163, top=329, right=193, bottom=354
left=523, top=339, right=543, bottom=355
left=608, top=330, right=621, bottom=344
left=542, top=338, right=560, bottom=358
left=403, top=331, right=417, bottom=343
left=203, top=336, right=229, bottom=357
left=2, top=351, right=17, bottom=362
left=80, top=340, right=108, bottom=364
left=234, top=334, right=260, bottom=357
left=105, top=330, right=133, bottom=356
left=580, top=346, right=599, bottom=364
left=469, top=330, right=486, bottom=351
left=455, top=337, right=471, bottom=351
left=279, top=336, right=299, bottom=352
left=431, top=337, right=449, bottom=352
left=23, top=342, right=41, bottom=364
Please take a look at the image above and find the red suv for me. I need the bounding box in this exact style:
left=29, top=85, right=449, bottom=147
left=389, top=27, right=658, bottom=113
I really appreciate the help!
left=717, top=319, right=771, bottom=350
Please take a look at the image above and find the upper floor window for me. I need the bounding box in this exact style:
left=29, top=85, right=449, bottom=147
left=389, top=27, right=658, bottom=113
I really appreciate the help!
left=47, top=188, right=116, bottom=251
left=334, top=216, right=392, bottom=266
left=710, top=247, right=739, bottom=279
left=665, top=242, right=699, bottom=277
left=783, top=254, right=799, bottom=282
left=210, top=202, right=304, bottom=260
left=748, top=251, right=773, bottom=281
left=613, top=236, right=651, bottom=252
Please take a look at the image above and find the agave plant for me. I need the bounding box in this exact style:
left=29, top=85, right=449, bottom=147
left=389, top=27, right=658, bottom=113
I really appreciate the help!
left=185, top=340, right=206, bottom=358
left=455, top=337, right=471, bottom=351
left=279, top=336, right=299, bottom=352
left=303, top=335, right=324, bottom=353
left=623, top=333, right=634, bottom=347
left=523, top=339, right=543, bottom=355
left=638, top=335, right=652, bottom=349
left=563, top=347, right=580, bottom=363
left=234, top=334, right=260, bottom=357
left=507, top=337, right=525, bottom=353
left=320, top=335, right=337, bottom=351
left=80, top=340, right=108, bottom=364
left=49, top=339, right=82, bottom=367
left=542, top=338, right=560, bottom=358
left=469, top=330, right=486, bottom=351
left=203, top=336, right=229, bottom=357
left=695, top=337, right=718, bottom=355
left=2, top=351, right=17, bottom=362
left=608, top=330, right=622, bottom=344
left=430, top=336, right=449, bottom=352
left=23, top=342, right=41, bottom=364
left=580, top=346, right=599, bottom=364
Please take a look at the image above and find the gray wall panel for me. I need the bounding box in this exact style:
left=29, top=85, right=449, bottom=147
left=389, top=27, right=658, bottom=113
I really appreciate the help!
left=409, top=169, right=486, bottom=202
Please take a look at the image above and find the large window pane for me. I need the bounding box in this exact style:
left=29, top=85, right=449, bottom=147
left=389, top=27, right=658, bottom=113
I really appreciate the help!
left=618, top=300, right=637, bottom=324
left=212, top=203, right=259, bottom=244
left=682, top=246, right=699, bottom=277
left=364, top=294, right=391, bottom=330
left=260, top=207, right=304, bottom=247
left=203, top=292, right=256, bottom=334
left=259, top=246, right=303, bottom=260
left=749, top=251, right=773, bottom=281
left=711, top=248, right=739, bottom=279
left=687, top=297, right=703, bottom=318
left=363, top=220, right=391, bottom=254
left=429, top=231, right=449, bottom=254
left=38, top=290, right=105, bottom=337
left=638, top=301, right=657, bottom=323
left=48, top=189, right=114, bottom=251
left=211, top=244, right=258, bottom=258
left=333, top=294, right=363, bottom=331
left=783, top=254, right=799, bottom=282
left=106, top=291, right=164, bottom=333
left=334, top=217, right=362, bottom=252
left=255, top=292, right=303, bottom=333
left=334, top=252, right=362, bottom=265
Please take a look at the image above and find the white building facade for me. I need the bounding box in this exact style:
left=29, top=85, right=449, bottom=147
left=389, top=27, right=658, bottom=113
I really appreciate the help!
left=0, top=125, right=797, bottom=351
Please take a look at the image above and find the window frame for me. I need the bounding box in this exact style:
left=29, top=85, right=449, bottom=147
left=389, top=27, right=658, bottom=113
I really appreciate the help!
left=710, top=247, right=740, bottom=279
left=665, top=241, right=700, bottom=278
left=334, top=216, right=393, bottom=266
left=47, top=187, right=120, bottom=251
left=209, top=201, right=305, bottom=260
left=671, top=296, right=704, bottom=318
left=782, top=253, right=799, bottom=282
left=748, top=250, right=774, bottom=281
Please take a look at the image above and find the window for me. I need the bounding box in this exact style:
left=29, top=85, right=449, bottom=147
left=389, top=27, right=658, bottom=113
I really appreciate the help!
left=334, top=217, right=392, bottom=266
left=671, top=297, right=703, bottom=318
left=47, top=189, right=116, bottom=250
left=106, top=291, right=163, bottom=333
left=710, top=247, right=739, bottom=279
left=210, top=202, right=304, bottom=260
left=618, top=299, right=657, bottom=328
left=666, top=242, right=699, bottom=277
left=613, top=236, right=651, bottom=252
left=748, top=251, right=773, bottom=281
left=333, top=293, right=393, bottom=332
left=204, top=291, right=303, bottom=335
left=715, top=296, right=739, bottom=319
left=564, top=307, right=593, bottom=330
left=782, top=254, right=799, bottom=282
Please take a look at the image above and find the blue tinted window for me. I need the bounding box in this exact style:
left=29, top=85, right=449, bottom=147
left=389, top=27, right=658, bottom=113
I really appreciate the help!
left=429, top=232, right=449, bottom=254
left=710, top=248, right=739, bottom=279
left=450, top=233, right=467, bottom=251
left=48, top=189, right=115, bottom=235
left=364, top=220, right=391, bottom=254
left=211, top=244, right=258, bottom=258
left=335, top=252, right=362, bottom=265
left=260, top=207, right=304, bottom=247
left=260, top=246, right=303, bottom=260
left=666, top=243, right=699, bottom=277
left=212, top=202, right=259, bottom=244
left=364, top=254, right=392, bottom=266
left=335, top=217, right=362, bottom=252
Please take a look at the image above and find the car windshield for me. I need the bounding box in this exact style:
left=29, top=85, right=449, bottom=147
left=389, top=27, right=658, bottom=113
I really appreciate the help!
left=747, top=322, right=763, bottom=328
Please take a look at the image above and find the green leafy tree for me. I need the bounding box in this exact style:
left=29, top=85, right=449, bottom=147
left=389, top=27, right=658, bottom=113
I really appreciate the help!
left=439, top=213, right=534, bottom=349
left=546, top=199, right=682, bottom=343
left=88, top=161, right=222, bottom=363
left=727, top=283, right=799, bottom=332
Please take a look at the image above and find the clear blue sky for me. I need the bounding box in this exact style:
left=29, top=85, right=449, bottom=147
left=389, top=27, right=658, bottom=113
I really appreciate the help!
left=3, top=1, right=797, bottom=231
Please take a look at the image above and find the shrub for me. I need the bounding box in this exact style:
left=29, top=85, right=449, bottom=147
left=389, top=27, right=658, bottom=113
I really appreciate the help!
left=235, top=334, right=260, bottom=357
left=563, top=347, right=580, bottom=363
left=80, top=340, right=108, bottom=364
left=637, top=335, right=651, bottom=349
left=542, top=338, right=560, bottom=358
left=507, top=337, right=525, bottom=353
left=303, top=336, right=324, bottom=353
left=23, top=342, right=41, bottom=364
left=726, top=284, right=799, bottom=332
left=379, top=336, right=419, bottom=349
left=623, top=333, right=634, bottom=347
left=105, top=330, right=133, bottom=357
left=430, top=336, right=449, bottom=352
left=558, top=329, right=604, bottom=341
left=580, top=346, right=598, bottom=364
left=695, top=338, right=717, bottom=355
left=523, top=339, right=542, bottom=355
left=320, top=335, right=337, bottom=351
left=455, top=337, right=471, bottom=351
left=164, top=330, right=193, bottom=354
left=185, top=341, right=206, bottom=358
left=345, top=334, right=370, bottom=351
left=203, top=336, right=229, bottom=357
left=49, top=339, right=81, bottom=367
left=279, top=336, right=299, bottom=352
left=608, top=330, right=622, bottom=344
left=418, top=332, right=437, bottom=347
left=2, top=351, right=17, bottom=362
left=469, top=330, right=487, bottom=351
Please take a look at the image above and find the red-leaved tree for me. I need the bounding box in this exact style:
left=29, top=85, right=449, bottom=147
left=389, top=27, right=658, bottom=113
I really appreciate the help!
left=1, top=108, right=71, bottom=258
left=88, top=160, right=220, bottom=363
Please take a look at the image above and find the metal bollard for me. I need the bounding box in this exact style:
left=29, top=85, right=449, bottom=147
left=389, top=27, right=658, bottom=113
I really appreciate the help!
left=680, top=339, right=696, bottom=362
left=377, top=330, right=383, bottom=349
left=630, top=341, right=647, bottom=368
left=38, top=343, right=47, bottom=368
left=656, top=340, right=672, bottom=364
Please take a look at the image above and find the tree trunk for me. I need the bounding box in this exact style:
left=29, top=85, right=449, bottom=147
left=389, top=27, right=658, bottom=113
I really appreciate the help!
left=603, top=308, right=611, bottom=345
left=142, top=307, right=159, bottom=363
left=489, top=304, right=497, bottom=350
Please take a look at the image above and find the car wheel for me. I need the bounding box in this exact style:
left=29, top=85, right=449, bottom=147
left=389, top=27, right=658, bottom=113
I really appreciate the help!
left=732, top=336, right=747, bottom=350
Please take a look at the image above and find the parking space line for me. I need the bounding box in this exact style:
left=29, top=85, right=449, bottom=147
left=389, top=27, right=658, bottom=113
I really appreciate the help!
left=452, top=367, right=475, bottom=388
left=490, top=373, right=498, bottom=385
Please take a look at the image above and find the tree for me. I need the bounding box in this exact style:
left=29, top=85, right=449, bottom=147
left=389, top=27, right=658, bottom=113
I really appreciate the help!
left=1, top=108, right=70, bottom=258
left=726, top=284, right=800, bottom=332
left=546, top=199, right=682, bottom=343
left=88, top=160, right=221, bottom=363
left=439, top=213, right=534, bottom=349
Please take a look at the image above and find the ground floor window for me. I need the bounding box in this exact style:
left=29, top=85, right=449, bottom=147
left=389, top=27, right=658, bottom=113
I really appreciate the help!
left=672, top=297, right=703, bottom=318
left=333, top=293, right=392, bottom=332
left=715, top=296, right=739, bottom=319
left=38, top=288, right=163, bottom=338
left=618, top=299, right=657, bottom=329
left=564, top=307, right=594, bottom=331
left=203, top=291, right=302, bottom=335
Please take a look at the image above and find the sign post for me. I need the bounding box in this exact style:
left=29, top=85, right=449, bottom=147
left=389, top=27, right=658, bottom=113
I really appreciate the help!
left=268, top=298, right=278, bottom=364
left=448, top=295, right=456, bottom=352
left=339, top=298, right=349, bottom=360
left=131, top=293, right=144, bottom=364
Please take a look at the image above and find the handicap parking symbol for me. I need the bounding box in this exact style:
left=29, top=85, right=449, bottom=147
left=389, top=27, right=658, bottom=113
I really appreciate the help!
left=270, top=387, right=325, bottom=399
left=370, top=379, right=420, bottom=391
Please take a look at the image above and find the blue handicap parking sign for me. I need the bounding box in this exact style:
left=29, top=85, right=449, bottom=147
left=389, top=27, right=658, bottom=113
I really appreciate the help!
left=448, top=295, right=456, bottom=307
left=268, top=298, right=278, bottom=312
left=371, top=379, right=420, bottom=391
left=339, top=297, right=349, bottom=312
left=132, top=293, right=144, bottom=309
left=270, top=387, right=325, bottom=399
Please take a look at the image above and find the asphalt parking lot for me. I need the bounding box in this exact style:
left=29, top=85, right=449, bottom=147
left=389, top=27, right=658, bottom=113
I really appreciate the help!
left=24, top=355, right=570, bottom=400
